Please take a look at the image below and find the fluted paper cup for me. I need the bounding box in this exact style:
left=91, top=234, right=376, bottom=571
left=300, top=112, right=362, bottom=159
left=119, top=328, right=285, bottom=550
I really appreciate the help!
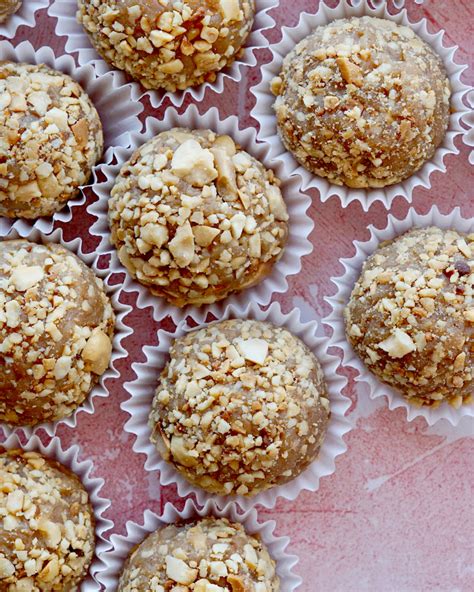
left=97, top=498, right=302, bottom=591
left=250, top=0, right=472, bottom=211
left=0, top=39, right=143, bottom=234
left=325, top=206, right=474, bottom=426
left=464, top=89, right=474, bottom=165
left=0, top=0, right=48, bottom=39
left=88, top=103, right=314, bottom=325
left=0, top=226, right=132, bottom=438
left=121, top=300, right=351, bottom=511
left=49, top=0, right=278, bottom=108
left=0, top=432, right=113, bottom=592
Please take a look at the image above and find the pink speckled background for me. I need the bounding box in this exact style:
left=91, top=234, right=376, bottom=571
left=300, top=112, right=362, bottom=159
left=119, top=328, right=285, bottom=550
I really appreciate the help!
left=2, top=1, right=474, bottom=590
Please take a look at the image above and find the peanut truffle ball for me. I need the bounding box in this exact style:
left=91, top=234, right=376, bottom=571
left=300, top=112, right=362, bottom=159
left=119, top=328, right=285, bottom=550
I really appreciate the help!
left=0, top=448, right=95, bottom=590
left=0, top=240, right=115, bottom=427
left=149, top=319, right=330, bottom=496
left=272, top=16, right=451, bottom=189
left=0, top=62, right=103, bottom=218
left=0, top=0, right=21, bottom=23
left=118, top=517, right=279, bottom=592
left=345, top=227, right=473, bottom=408
left=109, top=128, right=289, bottom=307
left=77, top=0, right=255, bottom=92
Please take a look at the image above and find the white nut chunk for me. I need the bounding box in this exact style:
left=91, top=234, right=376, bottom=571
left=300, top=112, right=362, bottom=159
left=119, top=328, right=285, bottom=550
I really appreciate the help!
left=37, top=518, right=62, bottom=548
left=267, top=185, right=289, bottom=221
left=193, top=225, right=220, bottom=248
left=140, top=222, right=169, bottom=247
left=194, top=580, right=227, bottom=592
left=244, top=543, right=259, bottom=569
left=53, top=356, right=72, bottom=380
left=219, top=0, right=241, bottom=23
left=45, top=107, right=70, bottom=131
left=165, top=555, right=198, bottom=585
left=10, top=265, right=44, bottom=291
left=171, top=139, right=217, bottom=187
left=5, top=300, right=21, bottom=328
left=81, top=328, right=113, bottom=374
left=0, top=557, right=15, bottom=578
left=236, top=338, right=269, bottom=365
left=170, top=435, right=199, bottom=467
left=168, top=221, right=195, bottom=267
left=211, top=135, right=238, bottom=197
left=378, top=329, right=417, bottom=359
left=6, top=489, right=24, bottom=514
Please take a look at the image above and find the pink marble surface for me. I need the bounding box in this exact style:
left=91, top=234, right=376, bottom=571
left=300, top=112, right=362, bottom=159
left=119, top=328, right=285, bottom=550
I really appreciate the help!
left=2, top=1, right=474, bottom=590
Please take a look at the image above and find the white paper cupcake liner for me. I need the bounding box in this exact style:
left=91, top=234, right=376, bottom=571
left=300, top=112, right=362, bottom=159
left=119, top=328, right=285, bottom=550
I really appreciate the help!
left=88, top=103, right=314, bottom=325
left=48, top=0, right=277, bottom=108
left=0, top=432, right=113, bottom=592
left=357, top=0, right=426, bottom=6
left=96, top=498, right=302, bottom=591
left=250, top=0, right=472, bottom=211
left=0, top=0, right=48, bottom=39
left=0, top=39, right=143, bottom=234
left=325, top=205, right=474, bottom=426
left=464, top=89, right=474, bottom=165
left=122, top=300, right=351, bottom=511
left=0, top=225, right=133, bottom=439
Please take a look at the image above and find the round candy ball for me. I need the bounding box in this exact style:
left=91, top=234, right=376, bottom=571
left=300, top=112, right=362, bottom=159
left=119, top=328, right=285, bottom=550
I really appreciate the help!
left=0, top=240, right=115, bottom=426
left=118, top=516, right=279, bottom=591
left=149, top=319, right=330, bottom=496
left=345, top=227, right=473, bottom=407
left=0, top=448, right=95, bottom=590
left=272, top=16, right=450, bottom=188
left=0, top=0, right=21, bottom=23
left=0, top=61, right=103, bottom=218
left=77, top=0, right=255, bottom=91
left=109, top=128, right=289, bottom=307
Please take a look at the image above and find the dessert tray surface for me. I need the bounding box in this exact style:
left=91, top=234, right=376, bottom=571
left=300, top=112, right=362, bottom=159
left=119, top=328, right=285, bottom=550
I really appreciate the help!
left=1, top=1, right=473, bottom=590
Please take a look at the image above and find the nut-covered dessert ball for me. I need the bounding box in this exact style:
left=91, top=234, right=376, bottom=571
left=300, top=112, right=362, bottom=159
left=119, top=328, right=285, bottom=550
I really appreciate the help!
left=345, top=227, right=473, bottom=407
left=0, top=0, right=21, bottom=23
left=0, top=240, right=115, bottom=427
left=272, top=16, right=451, bottom=188
left=77, top=0, right=255, bottom=92
left=109, top=128, right=288, bottom=307
left=0, top=448, right=95, bottom=590
left=149, top=319, right=330, bottom=496
left=118, top=516, right=279, bottom=591
left=0, top=61, right=103, bottom=218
